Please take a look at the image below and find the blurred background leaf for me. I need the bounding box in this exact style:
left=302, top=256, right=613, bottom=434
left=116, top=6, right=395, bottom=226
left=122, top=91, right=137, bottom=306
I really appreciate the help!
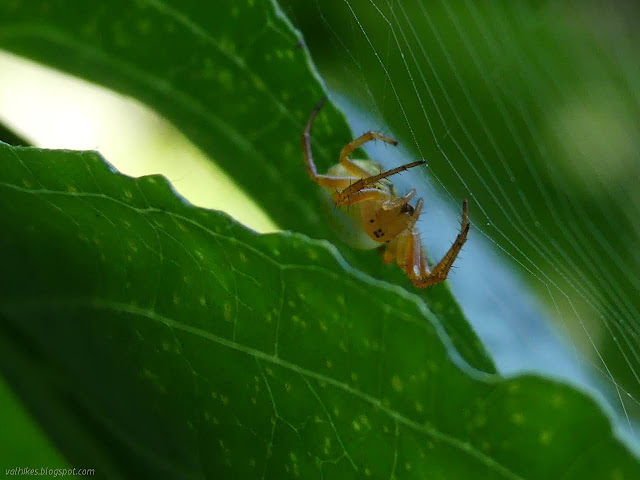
left=0, top=119, right=29, bottom=146
left=277, top=0, right=640, bottom=424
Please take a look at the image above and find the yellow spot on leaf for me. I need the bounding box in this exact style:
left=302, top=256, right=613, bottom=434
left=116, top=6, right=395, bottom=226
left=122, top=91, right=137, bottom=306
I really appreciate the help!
left=391, top=375, right=404, bottom=392
left=359, top=415, right=370, bottom=428
left=539, top=430, right=553, bottom=445
left=510, top=412, right=525, bottom=425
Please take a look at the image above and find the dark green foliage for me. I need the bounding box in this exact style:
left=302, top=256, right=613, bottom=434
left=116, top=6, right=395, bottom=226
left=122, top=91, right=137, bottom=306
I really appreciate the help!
left=0, top=0, right=638, bottom=478
left=0, top=143, right=637, bottom=478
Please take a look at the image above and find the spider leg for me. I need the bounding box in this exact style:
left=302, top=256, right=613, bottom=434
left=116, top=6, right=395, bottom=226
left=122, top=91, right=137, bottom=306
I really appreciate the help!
left=302, top=97, right=424, bottom=191
left=407, top=199, right=470, bottom=288
left=406, top=230, right=422, bottom=281
left=333, top=188, right=394, bottom=206
left=382, top=189, right=416, bottom=211
left=301, top=97, right=361, bottom=189
left=396, top=233, right=409, bottom=269
left=339, top=131, right=399, bottom=177
left=406, top=197, right=423, bottom=230
left=381, top=196, right=421, bottom=267
left=309, top=174, right=360, bottom=190
left=334, top=160, right=425, bottom=204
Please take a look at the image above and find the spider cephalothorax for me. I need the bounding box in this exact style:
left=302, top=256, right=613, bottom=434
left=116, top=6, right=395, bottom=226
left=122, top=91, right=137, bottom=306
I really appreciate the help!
left=301, top=97, right=469, bottom=288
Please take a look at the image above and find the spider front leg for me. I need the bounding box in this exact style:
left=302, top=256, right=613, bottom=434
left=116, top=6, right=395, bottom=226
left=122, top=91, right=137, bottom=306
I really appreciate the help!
left=332, top=188, right=390, bottom=206
left=407, top=199, right=470, bottom=288
left=302, top=97, right=361, bottom=189
left=339, top=131, right=399, bottom=178
left=334, top=160, right=425, bottom=205
left=302, top=96, right=400, bottom=180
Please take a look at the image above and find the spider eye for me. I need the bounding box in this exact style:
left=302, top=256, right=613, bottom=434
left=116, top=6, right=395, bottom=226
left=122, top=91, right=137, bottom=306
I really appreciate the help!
left=400, top=203, right=415, bottom=214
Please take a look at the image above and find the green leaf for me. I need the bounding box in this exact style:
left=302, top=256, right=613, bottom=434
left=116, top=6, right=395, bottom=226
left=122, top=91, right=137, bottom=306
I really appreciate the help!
left=1, top=143, right=639, bottom=478
left=0, top=0, right=494, bottom=374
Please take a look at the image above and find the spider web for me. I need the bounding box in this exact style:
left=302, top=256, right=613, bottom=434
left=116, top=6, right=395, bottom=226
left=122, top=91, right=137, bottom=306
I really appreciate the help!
left=281, top=0, right=640, bottom=450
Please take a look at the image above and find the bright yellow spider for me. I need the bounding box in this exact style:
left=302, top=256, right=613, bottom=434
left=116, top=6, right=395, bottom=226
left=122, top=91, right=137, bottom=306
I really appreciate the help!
left=301, top=97, right=469, bottom=288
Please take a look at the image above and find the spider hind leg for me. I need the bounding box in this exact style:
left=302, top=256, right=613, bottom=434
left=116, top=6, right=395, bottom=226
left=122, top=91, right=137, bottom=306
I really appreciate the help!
left=404, top=199, right=469, bottom=288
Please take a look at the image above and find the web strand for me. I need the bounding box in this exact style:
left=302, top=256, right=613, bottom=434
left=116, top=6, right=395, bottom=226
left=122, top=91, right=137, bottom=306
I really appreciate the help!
left=320, top=0, right=640, bottom=440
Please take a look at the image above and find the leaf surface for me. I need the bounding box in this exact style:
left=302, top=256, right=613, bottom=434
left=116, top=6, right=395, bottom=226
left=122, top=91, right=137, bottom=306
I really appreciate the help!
left=0, top=143, right=638, bottom=479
